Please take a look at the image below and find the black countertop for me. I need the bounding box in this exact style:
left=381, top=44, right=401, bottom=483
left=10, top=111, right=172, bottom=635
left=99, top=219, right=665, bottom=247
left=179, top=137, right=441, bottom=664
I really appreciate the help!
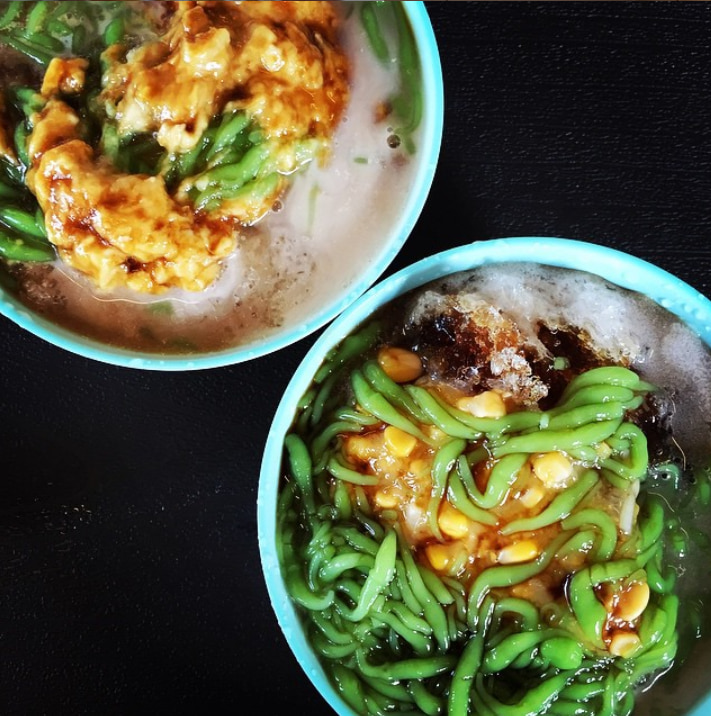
left=2, top=2, right=710, bottom=714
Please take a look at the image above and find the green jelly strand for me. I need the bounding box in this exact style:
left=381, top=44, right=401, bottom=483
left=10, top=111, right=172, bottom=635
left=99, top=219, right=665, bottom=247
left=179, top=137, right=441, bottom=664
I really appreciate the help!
left=284, top=433, right=315, bottom=515
left=601, top=423, right=648, bottom=481
left=447, top=462, right=499, bottom=526
left=0, top=2, right=22, bottom=31
left=362, top=359, right=428, bottom=423
left=493, top=597, right=541, bottom=631
left=283, top=557, right=334, bottom=611
left=568, top=568, right=607, bottom=649
left=556, top=529, right=597, bottom=562
left=628, top=496, right=666, bottom=565
left=627, top=595, right=678, bottom=682
left=561, top=508, right=618, bottom=561
left=0, top=228, right=54, bottom=262
left=359, top=1, right=391, bottom=63
left=310, top=418, right=364, bottom=470
left=588, top=558, right=638, bottom=585
left=390, top=1, right=423, bottom=154
left=0, top=206, right=47, bottom=239
left=418, top=564, right=455, bottom=606
left=558, top=366, right=649, bottom=403
left=206, top=111, right=251, bottom=162
left=549, top=385, right=636, bottom=416
left=318, top=551, right=373, bottom=583
left=347, top=530, right=398, bottom=621
left=546, top=401, right=626, bottom=431
left=481, top=628, right=565, bottom=673
left=406, top=384, right=481, bottom=440
left=408, top=680, right=442, bottom=716
left=103, top=15, right=124, bottom=46
left=400, top=542, right=450, bottom=651
left=645, top=544, right=677, bottom=594
left=540, top=636, right=585, bottom=670
left=472, top=670, right=573, bottom=716
left=492, top=419, right=621, bottom=457
left=352, top=370, right=431, bottom=444
left=447, top=597, right=494, bottom=716
left=473, top=452, right=529, bottom=510
left=467, top=532, right=569, bottom=617
left=445, top=400, right=542, bottom=438
left=326, top=455, right=378, bottom=486
left=637, top=601, right=668, bottom=653
left=314, top=321, right=381, bottom=384
left=369, top=608, right=432, bottom=656
left=427, top=438, right=466, bottom=540
left=501, top=469, right=598, bottom=535
left=354, top=648, right=456, bottom=682
left=331, top=664, right=368, bottom=715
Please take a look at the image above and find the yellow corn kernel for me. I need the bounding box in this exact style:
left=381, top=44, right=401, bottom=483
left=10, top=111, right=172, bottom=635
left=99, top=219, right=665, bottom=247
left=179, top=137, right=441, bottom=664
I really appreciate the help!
left=531, top=451, right=574, bottom=488
left=425, top=543, right=449, bottom=571
left=497, top=539, right=540, bottom=564
left=595, top=441, right=613, bottom=460
left=438, top=503, right=470, bottom=539
left=377, top=346, right=423, bottom=384
left=616, top=581, right=650, bottom=622
left=609, top=631, right=641, bottom=658
left=519, top=484, right=545, bottom=509
left=457, top=390, right=507, bottom=418
left=374, top=490, right=399, bottom=509
left=383, top=425, right=418, bottom=458
left=425, top=543, right=458, bottom=571
left=425, top=424, right=447, bottom=444
left=409, top=458, right=431, bottom=478
left=344, top=434, right=381, bottom=462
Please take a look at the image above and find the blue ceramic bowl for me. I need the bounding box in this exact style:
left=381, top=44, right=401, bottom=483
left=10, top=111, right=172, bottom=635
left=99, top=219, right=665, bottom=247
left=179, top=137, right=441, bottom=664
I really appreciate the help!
left=258, top=236, right=711, bottom=716
left=0, top=2, right=443, bottom=371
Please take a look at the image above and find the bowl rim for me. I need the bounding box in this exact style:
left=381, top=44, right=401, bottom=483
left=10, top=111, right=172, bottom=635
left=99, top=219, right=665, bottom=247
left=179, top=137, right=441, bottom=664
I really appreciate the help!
left=0, top=0, right=444, bottom=371
left=257, top=235, right=711, bottom=716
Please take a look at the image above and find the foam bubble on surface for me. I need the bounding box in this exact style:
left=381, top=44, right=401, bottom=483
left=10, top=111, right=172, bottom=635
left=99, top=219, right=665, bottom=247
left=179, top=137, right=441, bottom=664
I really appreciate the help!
left=455, top=264, right=650, bottom=362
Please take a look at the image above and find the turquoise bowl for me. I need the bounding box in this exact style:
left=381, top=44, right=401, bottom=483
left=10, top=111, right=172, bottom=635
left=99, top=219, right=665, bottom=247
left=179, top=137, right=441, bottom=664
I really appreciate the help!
left=0, top=2, right=443, bottom=371
left=258, top=236, right=711, bottom=716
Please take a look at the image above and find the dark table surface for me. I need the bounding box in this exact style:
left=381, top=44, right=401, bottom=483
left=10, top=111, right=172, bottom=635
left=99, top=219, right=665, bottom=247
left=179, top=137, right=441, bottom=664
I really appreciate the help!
left=3, top=2, right=711, bottom=714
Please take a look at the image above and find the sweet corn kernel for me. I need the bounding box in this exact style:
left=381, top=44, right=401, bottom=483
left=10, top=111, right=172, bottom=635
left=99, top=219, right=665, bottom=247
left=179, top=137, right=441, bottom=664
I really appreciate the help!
left=384, top=425, right=418, bottom=458
left=609, top=631, right=641, bottom=658
left=438, top=503, right=470, bottom=539
left=374, top=490, right=399, bottom=509
left=616, top=581, right=650, bottom=622
left=345, top=434, right=381, bottom=462
left=457, top=390, right=507, bottom=418
left=410, top=458, right=431, bottom=478
left=531, top=451, right=574, bottom=488
left=595, top=441, right=613, bottom=460
left=498, top=539, right=540, bottom=564
left=519, top=484, right=545, bottom=509
left=425, top=543, right=459, bottom=571
left=377, top=346, right=423, bottom=384
left=425, top=424, right=447, bottom=445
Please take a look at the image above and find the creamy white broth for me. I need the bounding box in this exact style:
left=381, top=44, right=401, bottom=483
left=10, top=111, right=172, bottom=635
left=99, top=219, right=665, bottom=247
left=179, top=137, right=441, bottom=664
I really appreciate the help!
left=4, top=2, right=422, bottom=354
